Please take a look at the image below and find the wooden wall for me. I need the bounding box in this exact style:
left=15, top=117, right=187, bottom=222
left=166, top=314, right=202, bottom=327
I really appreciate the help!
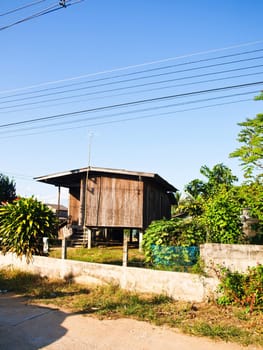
left=69, top=187, right=80, bottom=225
left=85, top=175, right=143, bottom=228
left=143, top=181, right=171, bottom=228
left=68, top=174, right=172, bottom=230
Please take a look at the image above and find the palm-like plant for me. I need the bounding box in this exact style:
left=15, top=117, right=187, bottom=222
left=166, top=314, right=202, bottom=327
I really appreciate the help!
left=0, top=197, right=58, bottom=261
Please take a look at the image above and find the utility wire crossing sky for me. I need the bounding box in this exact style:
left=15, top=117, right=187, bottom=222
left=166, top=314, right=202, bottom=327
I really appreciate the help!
left=0, top=1, right=262, bottom=205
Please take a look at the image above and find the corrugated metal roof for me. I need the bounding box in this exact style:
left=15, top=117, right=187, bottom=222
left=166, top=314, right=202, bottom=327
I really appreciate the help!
left=35, top=166, right=177, bottom=192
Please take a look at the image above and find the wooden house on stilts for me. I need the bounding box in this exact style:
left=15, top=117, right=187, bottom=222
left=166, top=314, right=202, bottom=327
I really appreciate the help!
left=35, top=167, right=177, bottom=248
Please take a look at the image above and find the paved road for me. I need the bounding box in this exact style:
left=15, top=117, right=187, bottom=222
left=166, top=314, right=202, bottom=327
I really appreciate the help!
left=0, top=293, right=260, bottom=350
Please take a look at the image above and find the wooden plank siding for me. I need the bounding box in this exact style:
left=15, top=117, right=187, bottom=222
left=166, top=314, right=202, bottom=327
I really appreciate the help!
left=35, top=167, right=177, bottom=232
left=143, top=181, right=172, bottom=228
left=86, top=175, right=143, bottom=228
left=69, top=187, right=80, bottom=225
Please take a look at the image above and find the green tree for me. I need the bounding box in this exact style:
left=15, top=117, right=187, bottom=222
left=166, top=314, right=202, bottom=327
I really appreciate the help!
left=237, top=182, right=263, bottom=244
left=203, top=182, right=263, bottom=244
left=184, top=178, right=207, bottom=199
left=0, top=173, right=16, bottom=203
left=185, top=163, right=238, bottom=198
left=0, top=197, right=58, bottom=261
left=229, top=93, right=263, bottom=180
left=203, top=186, right=244, bottom=244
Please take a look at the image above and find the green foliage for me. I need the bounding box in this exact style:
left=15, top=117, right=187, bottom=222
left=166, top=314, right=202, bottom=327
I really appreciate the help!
left=0, top=197, right=58, bottom=261
left=142, top=219, right=180, bottom=263
left=185, top=179, right=207, bottom=199
left=154, top=166, right=263, bottom=247
left=142, top=218, right=206, bottom=265
left=216, top=264, right=263, bottom=312
left=203, top=186, right=244, bottom=243
left=175, top=195, right=204, bottom=217
left=238, top=182, right=263, bottom=220
left=0, top=173, right=16, bottom=203
left=176, top=217, right=206, bottom=246
left=178, top=181, right=263, bottom=245
left=185, top=163, right=238, bottom=198
left=229, top=94, right=263, bottom=181
left=237, top=182, right=263, bottom=243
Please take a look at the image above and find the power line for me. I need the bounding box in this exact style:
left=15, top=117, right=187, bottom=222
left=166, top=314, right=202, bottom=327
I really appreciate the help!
left=0, top=94, right=256, bottom=139
left=0, top=0, right=84, bottom=32
left=0, top=0, right=47, bottom=17
left=3, top=90, right=257, bottom=136
left=1, top=62, right=262, bottom=111
left=0, top=81, right=262, bottom=130
left=1, top=69, right=262, bottom=115
left=0, top=2, right=62, bottom=31
left=1, top=47, right=263, bottom=100
left=1, top=39, right=263, bottom=95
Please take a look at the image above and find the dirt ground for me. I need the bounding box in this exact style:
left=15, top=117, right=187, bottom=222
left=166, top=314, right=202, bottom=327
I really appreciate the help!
left=0, top=293, right=261, bottom=350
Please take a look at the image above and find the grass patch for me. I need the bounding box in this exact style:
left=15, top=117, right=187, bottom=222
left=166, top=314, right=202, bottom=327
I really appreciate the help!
left=49, top=246, right=146, bottom=267
left=184, top=322, right=246, bottom=341
left=0, top=267, right=262, bottom=347
left=48, top=246, right=204, bottom=273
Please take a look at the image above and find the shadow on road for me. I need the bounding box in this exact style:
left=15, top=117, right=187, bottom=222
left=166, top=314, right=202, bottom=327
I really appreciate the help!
left=0, top=293, right=69, bottom=349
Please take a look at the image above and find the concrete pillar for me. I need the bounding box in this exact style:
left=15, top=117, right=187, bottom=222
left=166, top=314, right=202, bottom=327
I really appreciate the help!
left=139, top=231, right=143, bottom=252
left=87, top=228, right=92, bottom=249
left=123, top=230, right=129, bottom=267
left=61, top=238, right=67, bottom=259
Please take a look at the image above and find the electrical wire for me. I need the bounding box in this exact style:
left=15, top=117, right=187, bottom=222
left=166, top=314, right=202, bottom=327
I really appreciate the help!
left=0, top=95, right=257, bottom=139
left=1, top=69, right=262, bottom=115
left=0, top=39, right=261, bottom=141
left=0, top=0, right=47, bottom=17
left=0, top=0, right=84, bottom=32
left=0, top=2, right=62, bottom=31
left=1, top=62, right=262, bottom=111
left=0, top=81, right=261, bottom=130
left=1, top=39, right=263, bottom=95
left=2, top=90, right=257, bottom=136
left=1, top=47, right=263, bottom=100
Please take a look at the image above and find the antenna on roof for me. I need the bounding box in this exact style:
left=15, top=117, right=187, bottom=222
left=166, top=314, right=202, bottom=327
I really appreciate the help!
left=88, top=132, right=94, bottom=168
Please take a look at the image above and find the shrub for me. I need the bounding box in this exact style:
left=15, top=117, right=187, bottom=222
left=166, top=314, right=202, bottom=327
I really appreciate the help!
left=0, top=197, right=58, bottom=261
left=142, top=218, right=205, bottom=265
left=203, top=186, right=244, bottom=243
left=216, top=264, right=263, bottom=312
left=142, top=219, right=180, bottom=264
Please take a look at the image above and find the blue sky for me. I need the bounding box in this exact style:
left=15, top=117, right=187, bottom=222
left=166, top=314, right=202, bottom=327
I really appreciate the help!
left=0, top=0, right=263, bottom=205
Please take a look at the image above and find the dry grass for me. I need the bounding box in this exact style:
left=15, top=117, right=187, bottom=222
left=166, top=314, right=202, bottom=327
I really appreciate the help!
left=0, top=267, right=262, bottom=347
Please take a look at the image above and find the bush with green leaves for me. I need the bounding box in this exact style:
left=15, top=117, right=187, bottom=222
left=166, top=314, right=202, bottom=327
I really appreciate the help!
left=203, top=186, right=244, bottom=244
left=0, top=197, right=58, bottom=261
left=142, top=218, right=205, bottom=265
left=216, top=264, right=263, bottom=312
left=202, top=183, right=263, bottom=244
left=142, top=219, right=180, bottom=264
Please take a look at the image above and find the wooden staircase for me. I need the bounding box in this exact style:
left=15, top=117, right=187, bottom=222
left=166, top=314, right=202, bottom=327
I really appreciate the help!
left=68, top=227, right=88, bottom=247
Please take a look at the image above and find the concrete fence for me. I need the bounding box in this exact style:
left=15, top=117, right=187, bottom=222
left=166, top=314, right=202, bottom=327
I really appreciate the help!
left=1, top=244, right=262, bottom=302
left=0, top=252, right=217, bottom=303
left=200, top=243, right=263, bottom=273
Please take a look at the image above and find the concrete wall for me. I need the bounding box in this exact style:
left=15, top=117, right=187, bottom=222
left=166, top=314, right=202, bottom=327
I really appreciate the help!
left=0, top=253, right=217, bottom=303
left=200, top=243, right=263, bottom=273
